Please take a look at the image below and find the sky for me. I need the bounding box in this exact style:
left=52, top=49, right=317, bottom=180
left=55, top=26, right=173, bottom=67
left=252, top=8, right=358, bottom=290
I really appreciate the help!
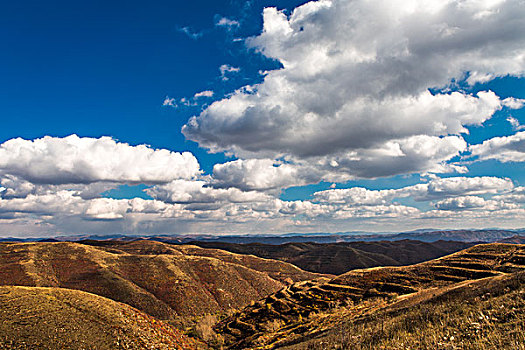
left=1, top=0, right=524, bottom=237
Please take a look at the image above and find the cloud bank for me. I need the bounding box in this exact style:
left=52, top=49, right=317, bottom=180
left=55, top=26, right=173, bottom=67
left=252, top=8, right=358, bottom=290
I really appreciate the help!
left=183, top=0, right=525, bottom=181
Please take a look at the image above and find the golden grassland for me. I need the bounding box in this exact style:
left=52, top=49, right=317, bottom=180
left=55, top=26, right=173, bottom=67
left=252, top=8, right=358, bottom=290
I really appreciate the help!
left=293, top=272, right=525, bottom=349
left=215, top=244, right=525, bottom=349
left=0, top=286, right=203, bottom=350
left=1, top=241, right=524, bottom=349
left=0, top=240, right=324, bottom=328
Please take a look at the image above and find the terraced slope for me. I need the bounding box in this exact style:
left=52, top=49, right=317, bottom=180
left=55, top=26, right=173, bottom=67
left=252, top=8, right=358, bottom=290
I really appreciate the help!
left=191, top=240, right=474, bottom=275
left=0, top=286, right=202, bottom=350
left=215, top=244, right=525, bottom=349
left=285, top=271, right=525, bottom=349
left=0, top=241, right=323, bottom=324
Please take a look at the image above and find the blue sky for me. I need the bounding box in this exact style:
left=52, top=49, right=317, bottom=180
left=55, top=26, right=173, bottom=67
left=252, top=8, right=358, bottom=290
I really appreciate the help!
left=1, top=0, right=524, bottom=237
left=1, top=0, right=300, bottom=170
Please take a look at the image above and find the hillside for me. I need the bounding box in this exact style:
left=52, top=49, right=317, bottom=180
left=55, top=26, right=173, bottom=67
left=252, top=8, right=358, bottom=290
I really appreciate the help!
left=0, top=240, right=324, bottom=326
left=285, top=271, right=525, bottom=349
left=80, top=239, right=328, bottom=283
left=498, top=235, right=525, bottom=244
left=190, top=240, right=474, bottom=275
left=0, top=286, right=202, bottom=350
left=215, top=244, right=525, bottom=349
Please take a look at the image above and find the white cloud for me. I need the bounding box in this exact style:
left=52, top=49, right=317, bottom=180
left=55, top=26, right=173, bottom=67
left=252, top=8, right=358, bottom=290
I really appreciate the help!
left=502, top=97, right=525, bottom=110
left=212, top=159, right=313, bottom=191
left=507, top=116, right=525, bottom=131
left=194, top=90, right=214, bottom=98
left=405, top=176, right=514, bottom=201
left=183, top=0, right=525, bottom=179
left=219, top=64, right=241, bottom=81
left=215, top=16, right=240, bottom=29
left=434, top=196, right=518, bottom=211
left=314, top=176, right=514, bottom=204
left=0, top=135, right=201, bottom=185
left=469, top=131, right=525, bottom=162
left=493, top=187, right=525, bottom=203
left=314, top=187, right=396, bottom=206
left=162, top=96, right=177, bottom=107
left=147, top=179, right=270, bottom=204
left=0, top=173, right=523, bottom=236
left=333, top=204, right=420, bottom=219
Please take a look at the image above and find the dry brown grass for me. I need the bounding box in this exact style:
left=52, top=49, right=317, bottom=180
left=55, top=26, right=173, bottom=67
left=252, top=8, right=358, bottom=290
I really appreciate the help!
left=0, top=286, right=204, bottom=350
left=215, top=244, right=525, bottom=349
left=299, top=272, right=525, bottom=350
left=0, top=241, right=308, bottom=325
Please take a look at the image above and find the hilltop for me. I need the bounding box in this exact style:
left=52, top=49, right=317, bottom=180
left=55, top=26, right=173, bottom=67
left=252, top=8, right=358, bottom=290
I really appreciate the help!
left=0, top=286, right=202, bottom=350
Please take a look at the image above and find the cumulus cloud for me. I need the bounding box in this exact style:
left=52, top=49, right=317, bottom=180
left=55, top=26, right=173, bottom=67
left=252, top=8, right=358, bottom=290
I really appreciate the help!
left=406, top=176, right=514, bottom=201
left=147, top=179, right=270, bottom=204
left=183, top=0, right=525, bottom=179
left=212, top=159, right=315, bottom=191
left=314, top=176, right=514, bottom=204
left=494, top=187, right=525, bottom=203
left=469, top=131, right=525, bottom=162
left=0, top=135, right=201, bottom=185
left=314, top=187, right=396, bottom=206
left=0, top=172, right=523, bottom=236
left=434, top=196, right=517, bottom=211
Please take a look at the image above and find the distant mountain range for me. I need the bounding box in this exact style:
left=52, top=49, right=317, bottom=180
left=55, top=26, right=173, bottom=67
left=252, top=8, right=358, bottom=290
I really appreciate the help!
left=2, top=228, right=522, bottom=244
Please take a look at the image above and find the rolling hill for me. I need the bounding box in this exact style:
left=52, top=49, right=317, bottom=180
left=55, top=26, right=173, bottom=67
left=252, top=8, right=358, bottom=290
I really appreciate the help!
left=215, top=243, right=525, bottom=349
left=0, top=240, right=324, bottom=326
left=189, top=240, right=474, bottom=275
left=0, top=286, right=202, bottom=350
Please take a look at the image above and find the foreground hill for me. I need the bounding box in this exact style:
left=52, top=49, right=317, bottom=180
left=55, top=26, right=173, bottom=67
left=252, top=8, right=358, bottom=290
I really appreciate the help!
left=0, top=240, right=324, bottom=325
left=190, top=240, right=474, bottom=275
left=0, top=286, right=202, bottom=350
left=215, top=244, right=525, bottom=349
left=285, top=271, right=525, bottom=349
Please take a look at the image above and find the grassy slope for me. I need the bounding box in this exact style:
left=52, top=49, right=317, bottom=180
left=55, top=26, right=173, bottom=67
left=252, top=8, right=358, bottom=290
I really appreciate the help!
left=0, top=240, right=323, bottom=325
left=215, top=244, right=525, bottom=349
left=0, top=286, right=203, bottom=350
left=288, top=272, right=525, bottom=349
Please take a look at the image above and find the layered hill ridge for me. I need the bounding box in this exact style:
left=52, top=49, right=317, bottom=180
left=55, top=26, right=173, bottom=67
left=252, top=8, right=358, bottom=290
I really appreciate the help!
left=216, top=243, right=525, bottom=349
left=191, top=240, right=474, bottom=275
left=0, top=240, right=324, bottom=324
left=0, top=286, right=202, bottom=350
left=284, top=271, right=525, bottom=349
